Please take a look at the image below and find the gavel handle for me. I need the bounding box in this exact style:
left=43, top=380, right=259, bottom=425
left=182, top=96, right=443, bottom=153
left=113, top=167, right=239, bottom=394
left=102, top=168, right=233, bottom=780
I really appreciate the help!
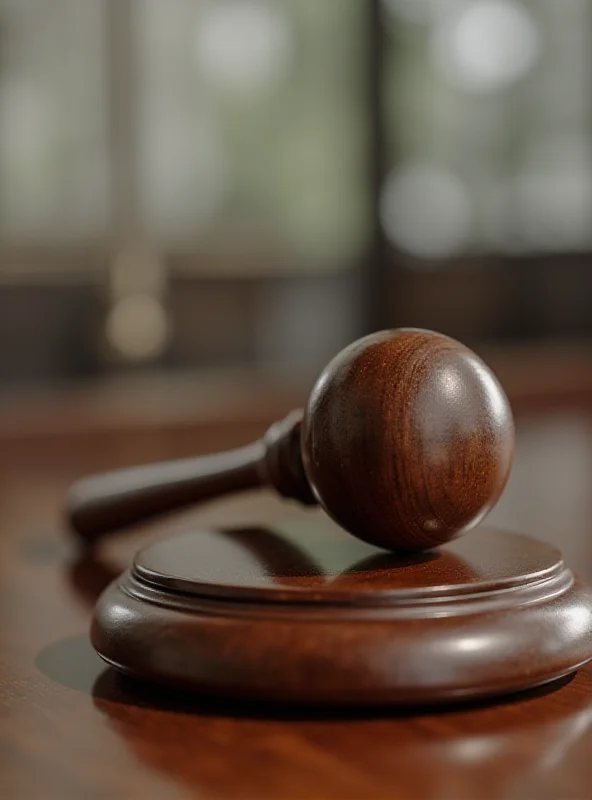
left=67, top=411, right=316, bottom=545
left=68, top=443, right=265, bottom=544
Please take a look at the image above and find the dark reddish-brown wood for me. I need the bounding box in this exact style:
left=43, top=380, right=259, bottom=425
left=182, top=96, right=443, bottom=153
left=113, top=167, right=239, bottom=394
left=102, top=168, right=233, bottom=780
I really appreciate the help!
left=68, top=329, right=514, bottom=552
left=4, top=378, right=592, bottom=799
left=92, top=521, right=592, bottom=705
left=302, top=329, right=514, bottom=550
left=67, top=411, right=316, bottom=544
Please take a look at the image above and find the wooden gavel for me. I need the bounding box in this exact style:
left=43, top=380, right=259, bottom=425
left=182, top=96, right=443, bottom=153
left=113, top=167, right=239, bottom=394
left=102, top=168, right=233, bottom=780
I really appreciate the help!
left=68, top=328, right=514, bottom=552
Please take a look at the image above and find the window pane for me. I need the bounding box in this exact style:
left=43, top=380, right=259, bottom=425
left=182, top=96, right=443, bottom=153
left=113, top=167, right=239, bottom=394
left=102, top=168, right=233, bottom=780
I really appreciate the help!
left=0, top=0, right=109, bottom=239
left=135, top=0, right=368, bottom=268
left=383, top=0, right=592, bottom=259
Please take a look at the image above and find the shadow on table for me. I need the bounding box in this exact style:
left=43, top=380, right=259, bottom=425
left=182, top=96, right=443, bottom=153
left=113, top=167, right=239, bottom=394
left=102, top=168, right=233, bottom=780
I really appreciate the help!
left=35, top=632, right=577, bottom=723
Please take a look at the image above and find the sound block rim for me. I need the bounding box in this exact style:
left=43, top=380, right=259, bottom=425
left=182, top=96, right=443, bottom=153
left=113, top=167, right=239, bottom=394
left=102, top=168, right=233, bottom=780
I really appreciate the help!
left=130, top=527, right=567, bottom=606
left=91, top=529, right=592, bottom=706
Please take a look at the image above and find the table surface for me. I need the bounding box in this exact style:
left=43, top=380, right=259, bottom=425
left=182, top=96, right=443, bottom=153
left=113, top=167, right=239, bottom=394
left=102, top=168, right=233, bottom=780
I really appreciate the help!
left=4, top=376, right=592, bottom=799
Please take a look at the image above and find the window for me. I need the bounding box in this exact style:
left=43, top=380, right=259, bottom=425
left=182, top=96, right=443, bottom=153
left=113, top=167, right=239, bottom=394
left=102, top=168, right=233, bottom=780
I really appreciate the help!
left=383, top=0, right=592, bottom=260
left=0, top=0, right=108, bottom=239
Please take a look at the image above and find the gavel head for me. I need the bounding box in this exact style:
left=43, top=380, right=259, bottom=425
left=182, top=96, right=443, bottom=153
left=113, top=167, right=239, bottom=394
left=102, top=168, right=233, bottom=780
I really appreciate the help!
left=300, top=329, right=514, bottom=552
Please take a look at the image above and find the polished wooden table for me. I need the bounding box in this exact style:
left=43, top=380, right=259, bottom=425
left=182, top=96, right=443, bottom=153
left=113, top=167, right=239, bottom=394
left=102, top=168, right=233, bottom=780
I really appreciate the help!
left=3, top=370, right=592, bottom=799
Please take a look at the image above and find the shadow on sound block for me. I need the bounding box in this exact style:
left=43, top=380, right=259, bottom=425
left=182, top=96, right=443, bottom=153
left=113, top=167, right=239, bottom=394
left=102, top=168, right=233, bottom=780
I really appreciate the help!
left=90, top=520, right=592, bottom=706
left=66, top=330, right=592, bottom=706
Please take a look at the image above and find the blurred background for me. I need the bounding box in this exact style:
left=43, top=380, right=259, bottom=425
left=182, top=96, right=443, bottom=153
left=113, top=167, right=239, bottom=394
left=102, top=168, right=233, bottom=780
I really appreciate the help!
left=1, top=0, right=592, bottom=390
left=4, top=9, right=592, bottom=789
left=4, top=9, right=592, bottom=790
left=3, top=0, right=592, bottom=693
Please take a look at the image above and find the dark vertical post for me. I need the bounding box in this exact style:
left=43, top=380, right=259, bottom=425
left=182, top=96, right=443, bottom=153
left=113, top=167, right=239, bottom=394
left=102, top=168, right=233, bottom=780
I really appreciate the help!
left=361, top=0, right=391, bottom=333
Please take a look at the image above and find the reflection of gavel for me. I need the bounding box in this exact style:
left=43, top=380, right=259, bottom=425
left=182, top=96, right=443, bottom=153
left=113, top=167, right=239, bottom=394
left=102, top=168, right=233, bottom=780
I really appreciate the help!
left=68, top=329, right=514, bottom=552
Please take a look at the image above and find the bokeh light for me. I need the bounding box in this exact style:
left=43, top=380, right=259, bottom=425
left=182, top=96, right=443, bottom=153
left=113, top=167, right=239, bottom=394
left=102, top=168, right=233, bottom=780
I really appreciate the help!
left=194, top=0, right=293, bottom=94
left=432, top=1, right=542, bottom=93
left=380, top=163, right=472, bottom=260
left=105, top=294, right=171, bottom=362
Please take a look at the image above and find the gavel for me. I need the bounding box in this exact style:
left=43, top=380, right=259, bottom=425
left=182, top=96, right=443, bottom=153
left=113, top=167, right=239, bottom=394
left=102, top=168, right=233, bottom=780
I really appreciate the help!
left=68, top=328, right=514, bottom=552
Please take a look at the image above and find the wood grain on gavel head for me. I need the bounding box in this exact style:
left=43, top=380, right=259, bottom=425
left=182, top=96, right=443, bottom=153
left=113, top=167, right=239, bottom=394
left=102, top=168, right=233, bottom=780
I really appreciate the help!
left=67, top=328, right=515, bottom=553
left=301, top=329, right=515, bottom=551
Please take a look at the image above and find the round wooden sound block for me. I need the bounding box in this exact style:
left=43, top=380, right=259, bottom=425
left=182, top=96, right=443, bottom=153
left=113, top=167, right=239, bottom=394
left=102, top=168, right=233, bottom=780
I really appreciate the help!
left=92, top=520, right=592, bottom=705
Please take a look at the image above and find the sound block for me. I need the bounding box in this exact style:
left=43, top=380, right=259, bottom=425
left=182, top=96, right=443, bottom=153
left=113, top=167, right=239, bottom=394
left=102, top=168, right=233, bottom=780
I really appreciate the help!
left=91, top=520, right=592, bottom=705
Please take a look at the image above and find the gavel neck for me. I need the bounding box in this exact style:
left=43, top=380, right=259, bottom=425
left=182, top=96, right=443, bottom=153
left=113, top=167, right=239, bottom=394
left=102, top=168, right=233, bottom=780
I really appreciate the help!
left=67, top=410, right=317, bottom=545
left=260, top=411, right=318, bottom=507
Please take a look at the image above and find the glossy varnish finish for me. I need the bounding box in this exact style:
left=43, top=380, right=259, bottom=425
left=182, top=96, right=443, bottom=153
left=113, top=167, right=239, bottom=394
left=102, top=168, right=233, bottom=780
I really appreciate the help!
left=92, top=522, right=592, bottom=704
left=4, top=386, right=592, bottom=798
left=303, top=329, right=514, bottom=550
left=68, top=329, right=514, bottom=552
